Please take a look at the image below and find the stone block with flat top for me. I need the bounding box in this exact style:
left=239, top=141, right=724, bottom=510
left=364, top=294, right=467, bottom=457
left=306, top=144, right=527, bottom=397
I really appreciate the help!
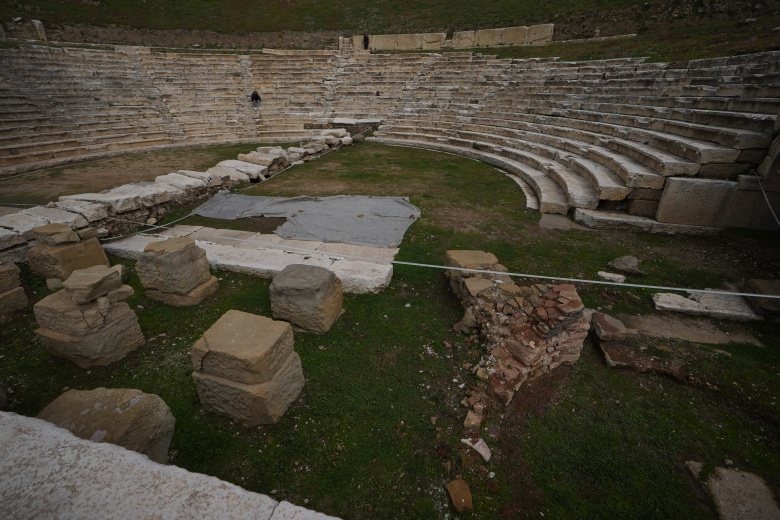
left=137, top=237, right=218, bottom=306
left=191, top=310, right=304, bottom=426
left=270, top=264, right=343, bottom=333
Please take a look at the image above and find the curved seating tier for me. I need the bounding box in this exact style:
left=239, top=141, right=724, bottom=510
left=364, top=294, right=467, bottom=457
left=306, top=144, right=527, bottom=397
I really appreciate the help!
left=1, top=43, right=777, bottom=230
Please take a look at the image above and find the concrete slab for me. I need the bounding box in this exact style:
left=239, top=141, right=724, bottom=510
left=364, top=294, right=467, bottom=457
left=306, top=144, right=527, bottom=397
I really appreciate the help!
left=0, top=212, right=49, bottom=237
left=105, top=226, right=398, bottom=294
left=315, top=243, right=398, bottom=264
left=689, top=291, right=763, bottom=322
left=0, top=412, right=338, bottom=520
left=619, top=314, right=731, bottom=344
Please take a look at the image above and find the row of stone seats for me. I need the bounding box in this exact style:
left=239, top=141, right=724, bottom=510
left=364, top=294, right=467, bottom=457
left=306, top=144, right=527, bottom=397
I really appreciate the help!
left=371, top=52, right=778, bottom=229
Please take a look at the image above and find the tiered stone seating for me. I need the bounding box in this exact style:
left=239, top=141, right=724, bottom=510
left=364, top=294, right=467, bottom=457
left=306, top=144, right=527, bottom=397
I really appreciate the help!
left=1, top=43, right=776, bottom=231
left=0, top=45, right=174, bottom=169
left=372, top=52, right=779, bottom=228
left=247, top=50, right=337, bottom=138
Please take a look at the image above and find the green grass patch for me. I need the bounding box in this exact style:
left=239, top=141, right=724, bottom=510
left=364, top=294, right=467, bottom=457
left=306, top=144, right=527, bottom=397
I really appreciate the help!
left=2, top=142, right=779, bottom=518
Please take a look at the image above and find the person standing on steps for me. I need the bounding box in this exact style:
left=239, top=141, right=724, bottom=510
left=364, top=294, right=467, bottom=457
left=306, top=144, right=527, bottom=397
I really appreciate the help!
left=363, top=32, right=369, bottom=50
left=251, top=89, right=261, bottom=110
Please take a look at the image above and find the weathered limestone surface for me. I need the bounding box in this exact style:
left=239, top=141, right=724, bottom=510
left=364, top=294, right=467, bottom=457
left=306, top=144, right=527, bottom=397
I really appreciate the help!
left=31, top=223, right=80, bottom=246
left=37, top=388, right=175, bottom=464
left=270, top=264, right=343, bottom=333
left=191, top=311, right=295, bottom=385
left=22, top=207, right=88, bottom=229
left=656, top=178, right=737, bottom=226
left=192, top=352, right=304, bottom=427
left=0, top=412, right=340, bottom=519
left=34, top=266, right=144, bottom=368
left=28, top=236, right=110, bottom=281
left=62, top=264, right=123, bottom=305
left=192, top=310, right=304, bottom=426
left=0, top=228, right=26, bottom=251
left=137, top=237, right=217, bottom=306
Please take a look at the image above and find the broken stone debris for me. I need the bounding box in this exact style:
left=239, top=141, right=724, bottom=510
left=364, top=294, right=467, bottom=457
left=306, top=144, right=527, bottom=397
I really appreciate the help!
left=270, top=264, right=343, bottom=333
left=447, top=250, right=589, bottom=405
left=33, top=265, right=145, bottom=368
left=37, top=387, right=175, bottom=464
left=191, top=310, right=305, bottom=426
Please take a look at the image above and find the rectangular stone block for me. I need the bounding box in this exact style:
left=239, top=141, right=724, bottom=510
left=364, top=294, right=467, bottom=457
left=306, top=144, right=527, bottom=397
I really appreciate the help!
left=27, top=237, right=110, bottom=281
left=0, top=264, right=21, bottom=293
left=656, top=178, right=737, bottom=227
left=475, top=29, right=502, bottom=48
left=420, top=32, right=446, bottom=50
left=452, top=30, right=476, bottom=49
left=370, top=34, right=396, bottom=50
left=192, top=352, right=304, bottom=427
left=526, top=24, right=554, bottom=45
left=0, top=286, right=28, bottom=319
left=191, top=310, right=294, bottom=385
left=501, top=26, right=528, bottom=46
left=395, top=33, right=422, bottom=50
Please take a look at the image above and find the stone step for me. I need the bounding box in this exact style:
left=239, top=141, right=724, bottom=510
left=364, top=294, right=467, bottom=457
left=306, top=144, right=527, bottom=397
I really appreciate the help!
left=371, top=134, right=569, bottom=214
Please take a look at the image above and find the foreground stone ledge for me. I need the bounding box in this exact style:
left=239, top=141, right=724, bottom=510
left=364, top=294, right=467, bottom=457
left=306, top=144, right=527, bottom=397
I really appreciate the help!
left=0, top=412, right=339, bottom=520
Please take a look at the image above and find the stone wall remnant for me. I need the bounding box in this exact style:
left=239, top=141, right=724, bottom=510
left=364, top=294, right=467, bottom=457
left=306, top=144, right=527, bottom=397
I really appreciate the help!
left=27, top=224, right=110, bottom=287
left=270, top=264, right=343, bottom=333
left=0, top=263, right=28, bottom=323
left=33, top=265, right=145, bottom=368
left=37, top=387, right=175, bottom=464
left=136, top=237, right=218, bottom=307
left=446, top=250, right=589, bottom=404
left=191, top=310, right=305, bottom=426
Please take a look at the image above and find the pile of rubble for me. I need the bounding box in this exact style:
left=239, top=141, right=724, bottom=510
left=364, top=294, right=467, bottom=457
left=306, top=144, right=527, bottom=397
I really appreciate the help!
left=448, top=250, right=590, bottom=406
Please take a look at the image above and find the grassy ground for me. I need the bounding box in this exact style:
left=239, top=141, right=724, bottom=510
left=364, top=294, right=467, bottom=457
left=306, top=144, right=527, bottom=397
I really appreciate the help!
left=2, top=142, right=779, bottom=518
left=1, top=0, right=662, bottom=33
left=484, top=14, right=780, bottom=62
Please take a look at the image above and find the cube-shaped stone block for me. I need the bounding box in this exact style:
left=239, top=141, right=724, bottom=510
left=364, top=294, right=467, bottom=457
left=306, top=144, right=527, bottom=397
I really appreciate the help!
left=31, top=223, right=80, bottom=246
left=137, top=237, right=212, bottom=295
left=191, top=310, right=294, bottom=384
left=270, top=264, right=343, bottom=333
left=193, top=351, right=304, bottom=426
left=445, top=250, right=499, bottom=269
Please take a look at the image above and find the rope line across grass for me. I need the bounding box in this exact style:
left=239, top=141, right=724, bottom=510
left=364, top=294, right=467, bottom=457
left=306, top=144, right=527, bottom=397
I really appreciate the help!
left=101, top=217, right=780, bottom=301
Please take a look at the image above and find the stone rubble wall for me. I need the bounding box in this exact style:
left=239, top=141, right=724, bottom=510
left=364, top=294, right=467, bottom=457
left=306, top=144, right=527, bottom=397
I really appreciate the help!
left=0, top=136, right=350, bottom=265
left=446, top=251, right=589, bottom=404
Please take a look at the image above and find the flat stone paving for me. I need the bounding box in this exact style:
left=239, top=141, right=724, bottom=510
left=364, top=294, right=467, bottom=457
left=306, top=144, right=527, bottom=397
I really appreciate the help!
left=0, top=412, right=338, bottom=520
left=104, top=225, right=397, bottom=294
